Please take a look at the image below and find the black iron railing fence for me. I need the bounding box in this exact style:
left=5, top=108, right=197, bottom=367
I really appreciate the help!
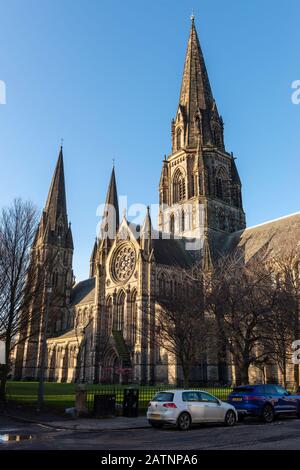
left=85, top=384, right=233, bottom=413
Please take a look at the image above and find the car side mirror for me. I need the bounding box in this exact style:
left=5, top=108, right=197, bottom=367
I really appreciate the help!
left=217, top=399, right=222, bottom=406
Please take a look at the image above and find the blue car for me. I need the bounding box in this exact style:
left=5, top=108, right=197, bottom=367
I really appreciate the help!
left=227, top=384, right=300, bottom=423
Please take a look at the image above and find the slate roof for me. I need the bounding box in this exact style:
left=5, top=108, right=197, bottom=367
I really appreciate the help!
left=153, top=235, right=195, bottom=268
left=124, top=221, right=195, bottom=268
left=70, top=277, right=96, bottom=306
left=222, top=212, right=300, bottom=263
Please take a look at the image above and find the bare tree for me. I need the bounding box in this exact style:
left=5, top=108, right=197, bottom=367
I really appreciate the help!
left=150, top=239, right=299, bottom=388
left=149, top=274, right=213, bottom=387
left=264, top=288, right=295, bottom=388
left=206, top=254, right=277, bottom=385
left=266, top=246, right=300, bottom=388
left=0, top=199, right=39, bottom=401
left=152, top=244, right=299, bottom=388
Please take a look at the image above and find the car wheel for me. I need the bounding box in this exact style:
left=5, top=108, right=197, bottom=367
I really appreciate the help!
left=262, top=404, right=274, bottom=423
left=177, top=412, right=191, bottom=431
left=225, top=410, right=237, bottom=427
left=149, top=421, right=163, bottom=429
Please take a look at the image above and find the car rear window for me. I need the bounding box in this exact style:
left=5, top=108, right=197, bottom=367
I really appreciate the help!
left=232, top=387, right=255, bottom=394
left=152, top=392, right=174, bottom=402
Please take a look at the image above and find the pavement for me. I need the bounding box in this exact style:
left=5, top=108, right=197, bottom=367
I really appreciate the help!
left=0, top=407, right=149, bottom=431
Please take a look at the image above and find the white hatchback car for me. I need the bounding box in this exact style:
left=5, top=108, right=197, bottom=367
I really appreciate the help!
left=147, top=390, right=238, bottom=430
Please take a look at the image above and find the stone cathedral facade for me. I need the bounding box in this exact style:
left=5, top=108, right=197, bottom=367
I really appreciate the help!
left=14, top=19, right=299, bottom=385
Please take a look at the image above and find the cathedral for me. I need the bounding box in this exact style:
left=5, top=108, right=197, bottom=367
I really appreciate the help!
left=13, top=18, right=299, bottom=385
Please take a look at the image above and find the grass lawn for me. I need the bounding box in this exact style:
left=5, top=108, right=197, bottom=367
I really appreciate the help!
left=5, top=382, right=130, bottom=409
left=6, top=381, right=233, bottom=411
left=6, top=381, right=77, bottom=409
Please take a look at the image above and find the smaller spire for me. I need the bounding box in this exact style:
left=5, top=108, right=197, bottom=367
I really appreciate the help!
left=100, top=166, right=120, bottom=242
left=202, top=231, right=212, bottom=272
left=44, top=145, right=67, bottom=231
left=89, top=237, right=98, bottom=277
left=141, top=206, right=152, bottom=254
left=146, top=206, right=152, bottom=232
left=159, top=158, right=168, bottom=187
left=145, top=205, right=151, bottom=225
left=66, top=223, right=74, bottom=250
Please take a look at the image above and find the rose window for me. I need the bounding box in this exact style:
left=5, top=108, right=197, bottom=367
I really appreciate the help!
left=111, top=244, right=136, bottom=283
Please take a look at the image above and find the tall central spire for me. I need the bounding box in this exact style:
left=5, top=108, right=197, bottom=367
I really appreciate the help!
left=173, top=18, right=224, bottom=151
left=179, top=17, right=214, bottom=113
left=159, top=17, right=245, bottom=241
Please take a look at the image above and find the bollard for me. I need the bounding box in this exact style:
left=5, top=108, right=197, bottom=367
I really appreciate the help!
left=75, top=384, right=88, bottom=416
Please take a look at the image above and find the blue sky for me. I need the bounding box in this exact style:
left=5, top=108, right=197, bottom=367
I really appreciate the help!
left=0, top=0, right=299, bottom=282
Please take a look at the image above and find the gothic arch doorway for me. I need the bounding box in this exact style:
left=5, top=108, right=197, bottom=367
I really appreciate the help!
left=102, top=347, right=121, bottom=384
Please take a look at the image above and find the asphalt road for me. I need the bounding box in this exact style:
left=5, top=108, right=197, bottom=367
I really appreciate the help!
left=1, top=415, right=300, bottom=450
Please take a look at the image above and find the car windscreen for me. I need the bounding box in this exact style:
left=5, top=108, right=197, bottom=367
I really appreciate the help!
left=152, top=392, right=174, bottom=402
left=232, top=387, right=255, bottom=394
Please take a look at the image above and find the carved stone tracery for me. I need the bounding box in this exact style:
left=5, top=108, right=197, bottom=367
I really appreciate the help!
left=111, top=243, right=136, bottom=283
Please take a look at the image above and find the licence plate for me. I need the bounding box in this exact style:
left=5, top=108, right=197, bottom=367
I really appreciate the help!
left=149, top=413, right=161, bottom=419
left=232, top=397, right=242, bottom=401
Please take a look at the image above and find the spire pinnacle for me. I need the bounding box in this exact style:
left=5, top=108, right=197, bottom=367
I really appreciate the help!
left=175, top=17, right=217, bottom=149
left=202, top=230, right=213, bottom=272
left=89, top=237, right=98, bottom=277
left=145, top=206, right=152, bottom=235
left=44, top=146, right=67, bottom=230
left=179, top=17, right=213, bottom=110
left=141, top=206, right=152, bottom=253
left=105, top=166, right=119, bottom=212
left=100, top=166, right=120, bottom=241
